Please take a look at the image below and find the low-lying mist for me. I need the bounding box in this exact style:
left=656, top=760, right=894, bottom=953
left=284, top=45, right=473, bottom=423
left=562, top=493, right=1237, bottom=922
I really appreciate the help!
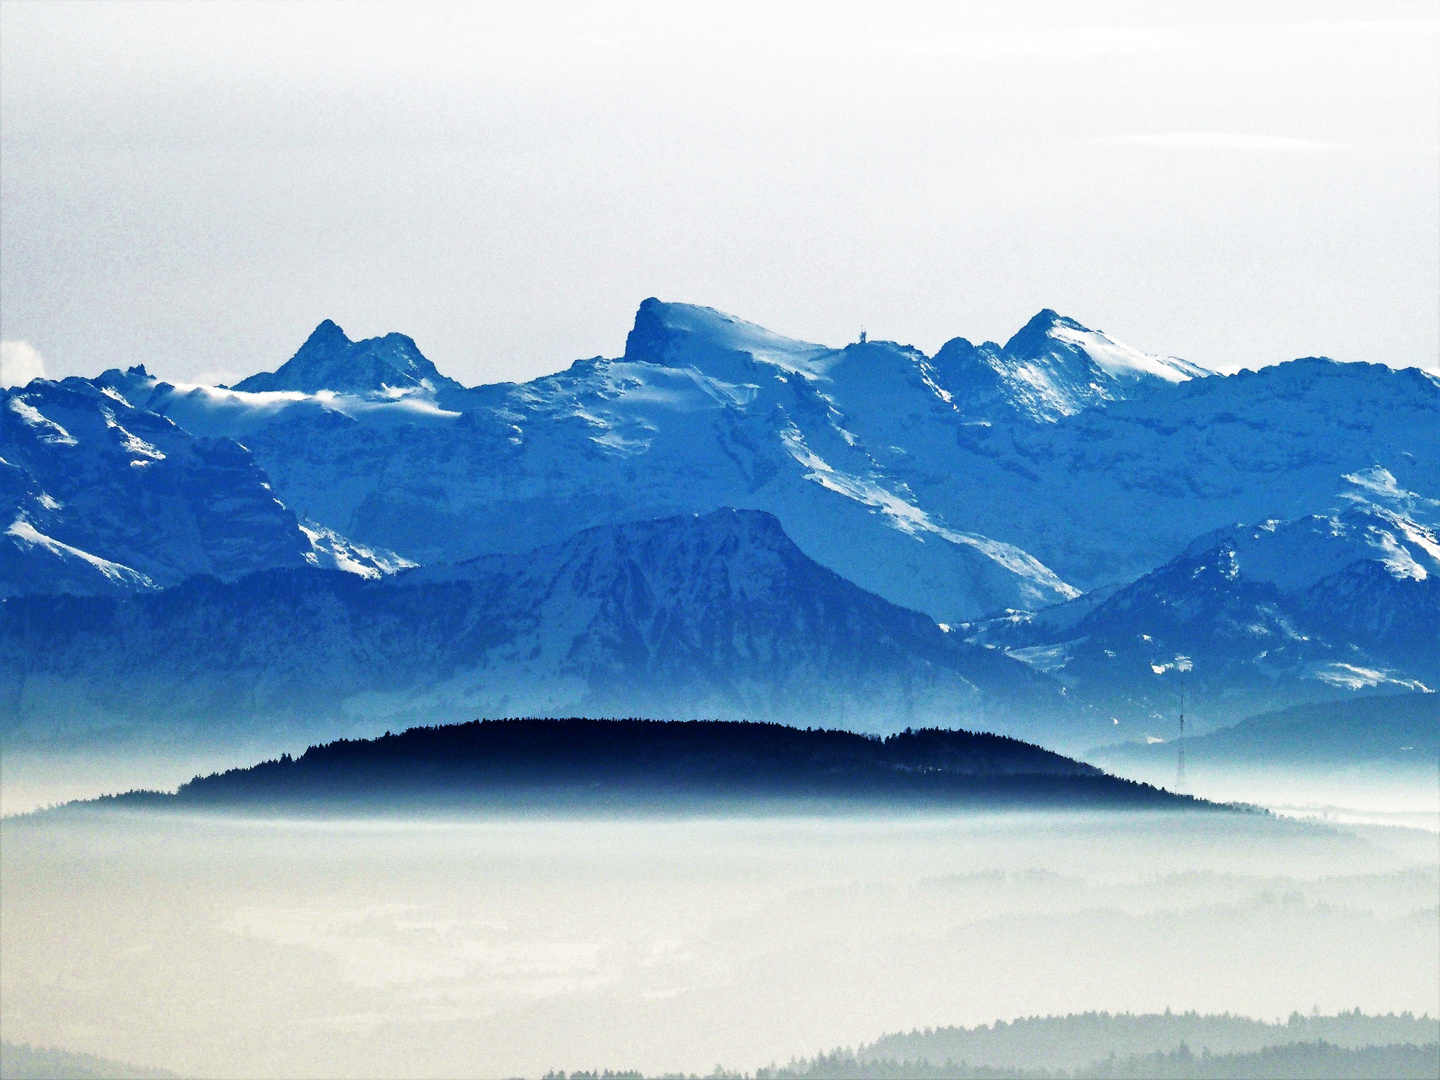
left=2, top=807, right=1435, bottom=1079
left=1093, top=757, right=1440, bottom=831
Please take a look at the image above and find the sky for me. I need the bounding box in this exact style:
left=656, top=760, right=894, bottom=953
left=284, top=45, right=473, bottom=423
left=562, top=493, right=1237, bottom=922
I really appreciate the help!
left=1, top=0, right=1437, bottom=389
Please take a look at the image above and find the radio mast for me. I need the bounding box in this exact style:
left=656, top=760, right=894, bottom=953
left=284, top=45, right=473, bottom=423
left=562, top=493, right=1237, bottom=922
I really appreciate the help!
left=1177, top=668, right=1186, bottom=791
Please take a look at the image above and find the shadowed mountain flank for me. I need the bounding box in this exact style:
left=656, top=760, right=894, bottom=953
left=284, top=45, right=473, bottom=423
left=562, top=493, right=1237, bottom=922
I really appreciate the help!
left=1, top=509, right=1070, bottom=744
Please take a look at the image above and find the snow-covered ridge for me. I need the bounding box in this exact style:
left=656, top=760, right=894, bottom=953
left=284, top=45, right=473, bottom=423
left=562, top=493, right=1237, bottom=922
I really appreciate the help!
left=1044, top=316, right=1209, bottom=384
left=1, top=378, right=417, bottom=595
left=925, top=309, right=1217, bottom=424
left=1183, top=508, right=1440, bottom=591
left=964, top=472, right=1440, bottom=726
left=624, top=297, right=835, bottom=378
left=3, top=516, right=158, bottom=596
left=7, top=299, right=1435, bottom=633
left=623, top=300, right=1211, bottom=421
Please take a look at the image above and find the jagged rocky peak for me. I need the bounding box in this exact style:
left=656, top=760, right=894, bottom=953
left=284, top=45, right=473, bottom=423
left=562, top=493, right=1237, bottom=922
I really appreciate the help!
left=233, top=319, right=463, bottom=395
left=1001, top=309, right=1090, bottom=357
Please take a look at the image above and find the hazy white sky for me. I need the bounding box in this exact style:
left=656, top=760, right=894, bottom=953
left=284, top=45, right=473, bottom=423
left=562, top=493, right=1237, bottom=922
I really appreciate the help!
left=2, top=0, right=1437, bottom=387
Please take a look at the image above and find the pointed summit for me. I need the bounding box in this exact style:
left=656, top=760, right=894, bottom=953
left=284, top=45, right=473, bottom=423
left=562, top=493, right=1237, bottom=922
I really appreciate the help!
left=1003, top=309, right=1090, bottom=357
left=233, top=321, right=462, bottom=395
left=930, top=310, right=1215, bottom=423
left=1004, top=309, right=1212, bottom=383
left=298, top=318, right=350, bottom=351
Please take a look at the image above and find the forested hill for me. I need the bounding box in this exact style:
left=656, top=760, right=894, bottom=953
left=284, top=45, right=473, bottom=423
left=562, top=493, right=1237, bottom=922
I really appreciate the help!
left=94, top=718, right=1214, bottom=812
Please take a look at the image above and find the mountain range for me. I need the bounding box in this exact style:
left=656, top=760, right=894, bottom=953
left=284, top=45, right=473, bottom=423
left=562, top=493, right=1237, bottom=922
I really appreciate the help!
left=3, top=299, right=1436, bottom=748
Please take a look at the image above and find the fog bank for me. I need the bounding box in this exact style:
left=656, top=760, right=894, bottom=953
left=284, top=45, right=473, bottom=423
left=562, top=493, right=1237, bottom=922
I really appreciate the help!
left=2, top=809, right=1435, bottom=1078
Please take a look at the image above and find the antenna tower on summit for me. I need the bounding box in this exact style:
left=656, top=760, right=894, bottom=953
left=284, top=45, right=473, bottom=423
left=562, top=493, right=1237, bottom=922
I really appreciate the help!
left=1177, top=668, right=1186, bottom=791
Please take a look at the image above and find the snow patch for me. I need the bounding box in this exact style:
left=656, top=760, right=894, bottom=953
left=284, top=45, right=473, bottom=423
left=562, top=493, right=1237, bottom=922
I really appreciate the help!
left=1006, top=641, right=1077, bottom=673
left=1047, top=322, right=1205, bottom=383
left=8, top=397, right=77, bottom=446
left=6, top=517, right=157, bottom=590
left=1312, top=662, right=1430, bottom=693
left=777, top=420, right=1079, bottom=600
left=301, top=521, right=418, bottom=579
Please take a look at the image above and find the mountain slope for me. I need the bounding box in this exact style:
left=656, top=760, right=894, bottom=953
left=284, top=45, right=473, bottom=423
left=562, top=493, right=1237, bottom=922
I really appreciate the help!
left=1093, top=693, right=1439, bottom=771
left=0, top=509, right=1071, bottom=746
left=938, top=359, right=1440, bottom=588
left=970, top=493, right=1440, bottom=727
left=1, top=378, right=311, bottom=594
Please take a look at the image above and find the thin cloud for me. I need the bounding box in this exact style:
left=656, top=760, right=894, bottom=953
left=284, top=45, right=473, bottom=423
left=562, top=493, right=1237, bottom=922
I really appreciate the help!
left=1, top=341, right=46, bottom=388
left=1089, top=132, right=1360, bottom=151
left=868, top=26, right=1191, bottom=59
left=1240, top=19, right=1440, bottom=37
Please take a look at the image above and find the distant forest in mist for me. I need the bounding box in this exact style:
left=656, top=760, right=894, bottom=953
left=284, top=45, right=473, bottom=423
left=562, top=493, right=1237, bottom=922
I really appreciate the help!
left=0, top=1040, right=176, bottom=1079
left=746, top=1010, right=1440, bottom=1079
left=533, top=1011, right=1440, bottom=1080
left=753, top=1040, right=1440, bottom=1079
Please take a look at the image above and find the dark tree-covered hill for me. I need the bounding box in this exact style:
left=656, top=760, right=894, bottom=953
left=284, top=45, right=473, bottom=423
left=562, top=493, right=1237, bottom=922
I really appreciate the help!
left=95, top=718, right=1214, bottom=812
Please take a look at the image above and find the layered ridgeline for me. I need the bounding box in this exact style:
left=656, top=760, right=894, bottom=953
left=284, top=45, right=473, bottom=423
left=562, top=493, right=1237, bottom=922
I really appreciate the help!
left=1, top=302, right=1231, bottom=621
left=86, top=718, right=1204, bottom=811
left=1, top=510, right=1069, bottom=745
left=758, top=1011, right=1440, bottom=1080
left=1091, top=694, right=1440, bottom=775
left=4, top=299, right=1437, bottom=741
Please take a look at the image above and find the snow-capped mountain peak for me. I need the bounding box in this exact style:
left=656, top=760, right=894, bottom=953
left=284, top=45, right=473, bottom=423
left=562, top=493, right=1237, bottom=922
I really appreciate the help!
left=623, top=298, right=835, bottom=379
left=1004, top=309, right=1211, bottom=384
left=233, top=320, right=464, bottom=396
left=931, top=310, right=1214, bottom=423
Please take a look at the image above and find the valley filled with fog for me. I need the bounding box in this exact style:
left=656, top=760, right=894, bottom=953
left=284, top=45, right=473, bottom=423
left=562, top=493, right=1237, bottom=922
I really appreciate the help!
left=2, top=806, right=1435, bottom=1079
